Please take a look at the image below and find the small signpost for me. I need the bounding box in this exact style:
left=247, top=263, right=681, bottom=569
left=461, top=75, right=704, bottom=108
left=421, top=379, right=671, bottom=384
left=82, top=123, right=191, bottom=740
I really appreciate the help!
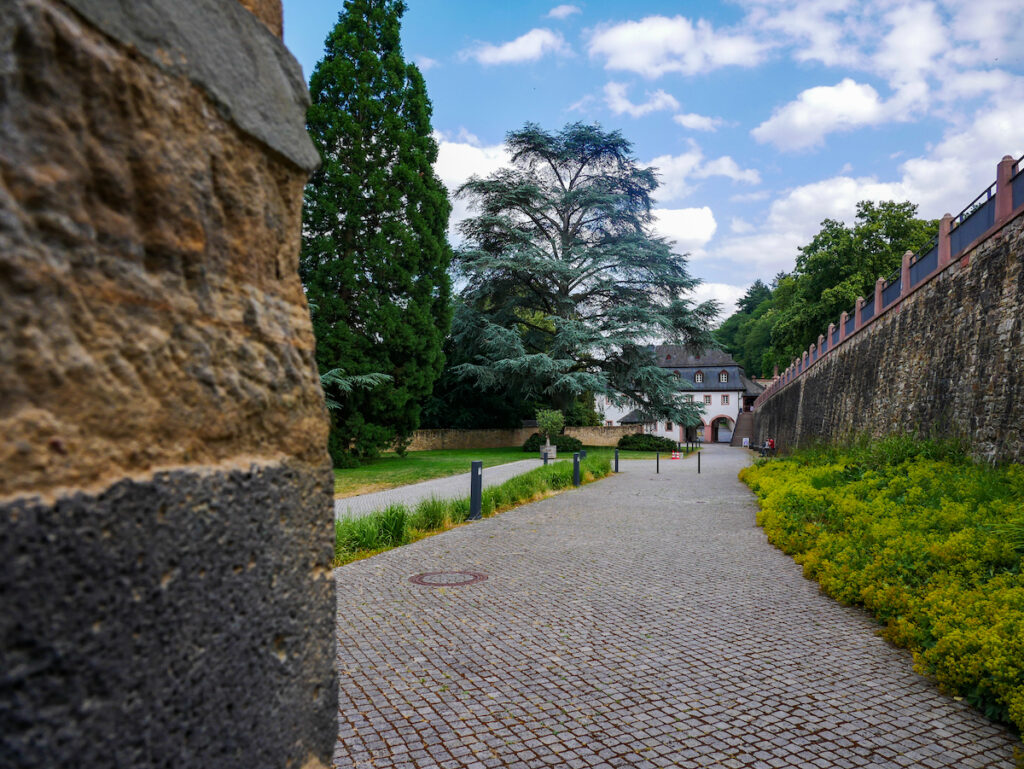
left=469, top=460, right=483, bottom=520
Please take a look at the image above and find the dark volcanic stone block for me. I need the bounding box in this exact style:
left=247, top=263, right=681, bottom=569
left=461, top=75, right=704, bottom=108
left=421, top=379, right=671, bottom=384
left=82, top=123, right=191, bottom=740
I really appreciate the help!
left=1, top=460, right=335, bottom=768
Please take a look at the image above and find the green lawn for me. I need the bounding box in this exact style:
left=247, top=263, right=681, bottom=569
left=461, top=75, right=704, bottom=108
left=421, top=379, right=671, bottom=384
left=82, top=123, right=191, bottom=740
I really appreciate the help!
left=333, top=445, right=696, bottom=497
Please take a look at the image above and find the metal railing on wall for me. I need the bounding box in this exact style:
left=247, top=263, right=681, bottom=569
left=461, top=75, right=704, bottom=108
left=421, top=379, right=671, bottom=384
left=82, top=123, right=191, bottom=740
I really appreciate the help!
left=754, top=154, right=1024, bottom=411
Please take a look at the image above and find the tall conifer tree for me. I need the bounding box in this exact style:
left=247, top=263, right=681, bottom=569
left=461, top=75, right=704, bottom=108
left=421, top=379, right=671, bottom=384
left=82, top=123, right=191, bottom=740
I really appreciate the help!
left=301, top=0, right=452, bottom=462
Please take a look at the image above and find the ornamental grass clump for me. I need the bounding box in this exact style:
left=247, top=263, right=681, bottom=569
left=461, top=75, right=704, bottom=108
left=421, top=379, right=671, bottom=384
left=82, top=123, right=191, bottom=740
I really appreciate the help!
left=740, top=436, right=1024, bottom=732
left=334, top=455, right=611, bottom=567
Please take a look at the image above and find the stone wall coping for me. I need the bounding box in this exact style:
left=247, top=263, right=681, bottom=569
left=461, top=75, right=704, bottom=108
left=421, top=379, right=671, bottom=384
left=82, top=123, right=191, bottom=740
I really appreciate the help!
left=756, top=154, right=1024, bottom=410
left=63, top=0, right=319, bottom=171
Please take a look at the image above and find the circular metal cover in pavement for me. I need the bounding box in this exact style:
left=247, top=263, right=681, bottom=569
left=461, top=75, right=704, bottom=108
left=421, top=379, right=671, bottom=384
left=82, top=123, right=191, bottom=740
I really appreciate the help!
left=409, top=571, right=488, bottom=587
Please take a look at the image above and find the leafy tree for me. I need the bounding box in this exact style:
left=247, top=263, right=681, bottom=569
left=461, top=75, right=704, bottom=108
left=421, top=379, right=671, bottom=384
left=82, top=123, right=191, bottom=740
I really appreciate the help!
left=770, top=201, right=935, bottom=362
left=453, top=122, right=717, bottom=425
left=535, top=409, right=565, bottom=445
left=301, top=0, right=452, bottom=463
left=714, top=201, right=937, bottom=377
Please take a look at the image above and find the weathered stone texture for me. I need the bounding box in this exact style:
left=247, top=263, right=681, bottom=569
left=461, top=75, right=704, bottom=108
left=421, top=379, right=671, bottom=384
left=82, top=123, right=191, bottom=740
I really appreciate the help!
left=756, top=213, right=1024, bottom=463
left=1, top=1, right=335, bottom=767
left=0, top=0, right=326, bottom=499
left=2, top=462, right=334, bottom=768
left=237, top=0, right=284, bottom=37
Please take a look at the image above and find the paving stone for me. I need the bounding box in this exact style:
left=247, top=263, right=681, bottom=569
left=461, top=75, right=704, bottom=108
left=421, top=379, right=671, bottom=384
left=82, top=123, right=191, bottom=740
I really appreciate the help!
left=333, top=445, right=1019, bottom=768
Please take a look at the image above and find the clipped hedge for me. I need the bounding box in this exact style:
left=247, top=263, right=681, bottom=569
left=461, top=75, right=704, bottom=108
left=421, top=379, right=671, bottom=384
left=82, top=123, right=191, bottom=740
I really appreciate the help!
left=522, top=432, right=583, bottom=453
left=740, top=436, right=1024, bottom=732
left=335, top=454, right=611, bottom=566
left=617, top=433, right=677, bottom=452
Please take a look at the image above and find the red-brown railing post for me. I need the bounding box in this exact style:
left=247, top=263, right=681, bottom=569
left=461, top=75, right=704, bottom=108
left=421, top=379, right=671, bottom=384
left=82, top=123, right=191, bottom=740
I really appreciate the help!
left=854, top=297, right=864, bottom=330
left=995, top=155, right=1015, bottom=227
left=839, top=311, right=849, bottom=342
left=874, top=278, right=884, bottom=313
left=900, top=250, right=912, bottom=299
left=937, top=213, right=952, bottom=270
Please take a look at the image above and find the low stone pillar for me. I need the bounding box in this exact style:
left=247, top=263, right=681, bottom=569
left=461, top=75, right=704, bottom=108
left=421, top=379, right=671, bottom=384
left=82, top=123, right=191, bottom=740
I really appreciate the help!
left=901, top=250, right=913, bottom=297
left=854, top=296, right=864, bottom=330
left=839, top=311, right=849, bottom=341
left=1, top=2, right=335, bottom=767
left=874, top=278, right=884, bottom=313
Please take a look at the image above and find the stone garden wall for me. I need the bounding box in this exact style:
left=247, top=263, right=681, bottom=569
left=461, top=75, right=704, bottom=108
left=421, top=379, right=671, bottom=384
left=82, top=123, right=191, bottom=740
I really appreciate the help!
left=407, top=425, right=642, bottom=451
left=755, top=210, right=1024, bottom=463
left=564, top=424, right=643, bottom=446
left=0, top=1, right=335, bottom=766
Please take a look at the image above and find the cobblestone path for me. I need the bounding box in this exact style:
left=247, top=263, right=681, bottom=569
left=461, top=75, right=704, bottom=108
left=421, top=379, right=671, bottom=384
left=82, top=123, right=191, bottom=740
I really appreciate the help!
left=334, top=444, right=1019, bottom=768
left=336, top=459, right=547, bottom=518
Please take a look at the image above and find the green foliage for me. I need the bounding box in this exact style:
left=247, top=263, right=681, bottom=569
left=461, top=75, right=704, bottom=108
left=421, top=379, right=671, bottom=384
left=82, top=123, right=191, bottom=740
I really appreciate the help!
left=563, top=394, right=603, bottom=427
left=420, top=303, right=537, bottom=429
left=536, top=409, right=565, bottom=440
left=301, top=0, right=452, bottom=463
left=617, top=433, right=677, bottom=452
left=453, top=122, right=716, bottom=424
left=740, top=437, right=1024, bottom=732
left=522, top=432, right=583, bottom=453
left=715, top=202, right=938, bottom=377
left=320, top=369, right=392, bottom=412
left=334, top=455, right=612, bottom=564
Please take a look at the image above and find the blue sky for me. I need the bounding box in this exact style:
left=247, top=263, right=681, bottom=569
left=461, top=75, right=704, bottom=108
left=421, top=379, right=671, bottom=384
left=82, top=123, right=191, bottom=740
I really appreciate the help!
left=282, top=0, right=1023, bottom=317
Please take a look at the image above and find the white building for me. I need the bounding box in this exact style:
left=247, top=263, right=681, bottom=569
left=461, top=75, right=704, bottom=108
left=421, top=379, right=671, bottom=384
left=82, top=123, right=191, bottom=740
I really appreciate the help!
left=595, top=346, right=763, bottom=443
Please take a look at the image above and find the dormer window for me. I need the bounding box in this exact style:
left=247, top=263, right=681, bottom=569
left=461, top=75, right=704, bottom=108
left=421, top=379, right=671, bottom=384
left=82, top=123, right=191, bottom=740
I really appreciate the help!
left=719, top=370, right=729, bottom=383
left=694, top=371, right=704, bottom=384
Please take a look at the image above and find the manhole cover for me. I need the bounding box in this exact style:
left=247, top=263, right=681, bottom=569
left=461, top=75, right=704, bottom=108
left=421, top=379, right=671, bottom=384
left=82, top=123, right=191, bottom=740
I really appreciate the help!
left=409, top=571, right=488, bottom=587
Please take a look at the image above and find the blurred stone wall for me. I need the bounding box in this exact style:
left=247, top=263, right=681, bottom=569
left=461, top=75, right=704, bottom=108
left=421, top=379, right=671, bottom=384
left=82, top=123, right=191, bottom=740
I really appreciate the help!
left=755, top=213, right=1024, bottom=463
left=0, top=1, right=336, bottom=766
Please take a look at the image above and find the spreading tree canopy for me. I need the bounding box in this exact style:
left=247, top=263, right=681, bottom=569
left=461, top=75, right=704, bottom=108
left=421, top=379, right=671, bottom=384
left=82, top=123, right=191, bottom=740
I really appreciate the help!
left=301, top=0, right=452, bottom=461
left=714, top=201, right=937, bottom=377
left=453, top=122, right=717, bottom=424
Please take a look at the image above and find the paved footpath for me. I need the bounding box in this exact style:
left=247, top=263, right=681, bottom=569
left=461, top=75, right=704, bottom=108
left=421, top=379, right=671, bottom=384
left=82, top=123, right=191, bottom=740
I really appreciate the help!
left=336, top=459, right=547, bottom=518
left=334, top=444, right=1019, bottom=768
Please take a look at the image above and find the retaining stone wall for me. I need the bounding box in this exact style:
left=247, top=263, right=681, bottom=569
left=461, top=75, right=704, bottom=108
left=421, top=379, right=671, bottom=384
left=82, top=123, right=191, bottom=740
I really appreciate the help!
left=564, top=424, right=643, bottom=446
left=755, top=212, right=1024, bottom=463
left=0, top=2, right=335, bottom=766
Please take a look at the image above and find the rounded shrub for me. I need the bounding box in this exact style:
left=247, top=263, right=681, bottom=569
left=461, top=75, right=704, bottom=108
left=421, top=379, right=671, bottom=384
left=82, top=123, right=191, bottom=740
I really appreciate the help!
left=523, top=432, right=583, bottom=453
left=617, top=433, right=677, bottom=452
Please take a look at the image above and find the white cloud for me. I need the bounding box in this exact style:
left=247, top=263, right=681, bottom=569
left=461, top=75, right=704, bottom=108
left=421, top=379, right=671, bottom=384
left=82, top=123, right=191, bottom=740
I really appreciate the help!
left=432, top=131, right=511, bottom=240
left=652, top=207, right=718, bottom=253
left=603, top=82, right=679, bottom=118
left=730, top=217, right=754, bottom=234
left=415, top=56, right=440, bottom=71
left=588, top=15, right=765, bottom=78
left=686, top=283, right=749, bottom=319
left=546, top=4, right=581, bottom=20
left=649, top=146, right=761, bottom=202
left=707, top=91, right=1024, bottom=276
left=673, top=113, right=723, bottom=132
left=693, top=156, right=761, bottom=184
left=751, top=78, right=890, bottom=151
left=463, top=28, right=572, bottom=66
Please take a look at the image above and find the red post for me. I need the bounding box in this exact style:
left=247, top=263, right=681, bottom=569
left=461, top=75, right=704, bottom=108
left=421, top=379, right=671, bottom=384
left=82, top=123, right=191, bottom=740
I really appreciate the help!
left=827, top=323, right=835, bottom=352
left=773, top=364, right=779, bottom=379
left=817, top=335, right=824, bottom=359
left=874, top=277, right=884, bottom=314
left=802, top=351, right=809, bottom=370
left=900, top=250, right=912, bottom=299
left=937, top=213, right=952, bottom=270
left=995, top=155, right=1015, bottom=226
left=854, top=296, right=864, bottom=330
left=839, top=311, right=849, bottom=341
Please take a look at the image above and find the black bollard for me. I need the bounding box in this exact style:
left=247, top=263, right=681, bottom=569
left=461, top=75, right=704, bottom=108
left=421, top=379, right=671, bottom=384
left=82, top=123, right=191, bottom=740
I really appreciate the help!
left=614, top=448, right=619, bottom=473
left=697, top=451, right=701, bottom=474
left=469, top=460, right=483, bottom=520
left=543, top=452, right=548, bottom=466
left=580, top=449, right=587, bottom=460
left=656, top=452, right=659, bottom=473
left=573, top=453, right=581, bottom=487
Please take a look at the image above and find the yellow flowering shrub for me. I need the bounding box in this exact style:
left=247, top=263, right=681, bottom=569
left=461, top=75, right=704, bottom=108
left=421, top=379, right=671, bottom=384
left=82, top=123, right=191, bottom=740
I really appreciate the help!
left=740, top=437, right=1024, bottom=731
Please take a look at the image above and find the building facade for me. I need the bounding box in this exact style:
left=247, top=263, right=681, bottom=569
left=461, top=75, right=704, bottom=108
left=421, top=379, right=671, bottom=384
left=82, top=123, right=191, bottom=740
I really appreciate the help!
left=595, top=346, right=763, bottom=443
